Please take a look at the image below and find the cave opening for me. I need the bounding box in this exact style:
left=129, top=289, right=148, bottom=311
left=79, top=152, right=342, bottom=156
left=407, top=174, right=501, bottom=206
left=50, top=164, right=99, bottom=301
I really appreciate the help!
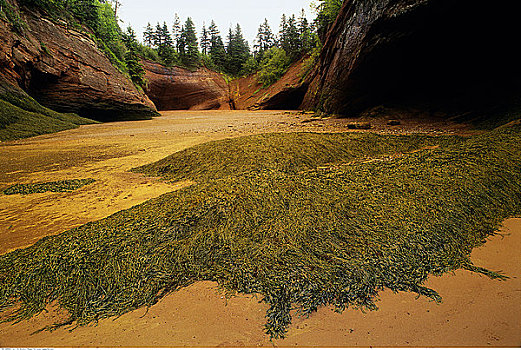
left=261, top=85, right=308, bottom=110
left=346, top=0, right=521, bottom=119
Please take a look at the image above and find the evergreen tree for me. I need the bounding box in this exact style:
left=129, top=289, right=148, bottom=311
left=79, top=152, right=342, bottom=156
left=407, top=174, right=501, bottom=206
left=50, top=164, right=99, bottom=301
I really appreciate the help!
left=285, top=15, right=301, bottom=59
left=180, top=17, right=199, bottom=66
left=225, top=24, right=250, bottom=76
left=298, top=9, right=313, bottom=54
left=161, top=22, right=173, bottom=48
left=122, top=26, right=146, bottom=88
left=172, top=13, right=181, bottom=51
left=151, top=22, right=175, bottom=65
left=153, top=22, right=163, bottom=47
left=315, top=0, right=343, bottom=41
left=200, top=23, right=210, bottom=55
left=278, top=14, right=288, bottom=52
left=254, top=18, right=275, bottom=62
left=143, top=22, right=154, bottom=47
left=208, top=21, right=227, bottom=70
left=176, top=25, right=185, bottom=55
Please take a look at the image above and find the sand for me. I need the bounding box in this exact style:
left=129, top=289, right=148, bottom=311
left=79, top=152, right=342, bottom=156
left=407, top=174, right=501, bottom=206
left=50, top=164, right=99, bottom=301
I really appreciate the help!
left=0, top=110, right=519, bottom=347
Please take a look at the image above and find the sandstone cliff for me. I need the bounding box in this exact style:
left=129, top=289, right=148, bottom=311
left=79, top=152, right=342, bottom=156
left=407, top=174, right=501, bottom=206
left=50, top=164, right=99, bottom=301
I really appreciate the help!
left=0, top=1, right=158, bottom=122
left=302, top=0, right=521, bottom=118
left=143, top=61, right=231, bottom=111
left=232, top=58, right=309, bottom=111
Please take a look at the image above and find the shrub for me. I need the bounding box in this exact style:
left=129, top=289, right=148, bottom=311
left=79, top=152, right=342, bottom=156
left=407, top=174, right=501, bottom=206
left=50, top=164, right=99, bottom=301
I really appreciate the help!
left=257, top=47, right=291, bottom=87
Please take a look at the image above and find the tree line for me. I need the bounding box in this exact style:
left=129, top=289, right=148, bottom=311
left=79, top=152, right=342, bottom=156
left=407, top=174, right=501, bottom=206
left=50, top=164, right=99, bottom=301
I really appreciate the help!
left=5, top=0, right=341, bottom=88
left=140, top=10, right=318, bottom=79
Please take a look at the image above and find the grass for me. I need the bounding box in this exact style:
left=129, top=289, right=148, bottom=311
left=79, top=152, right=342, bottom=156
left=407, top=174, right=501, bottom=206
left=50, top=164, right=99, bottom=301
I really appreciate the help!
left=2, top=179, right=95, bottom=195
left=1, top=123, right=521, bottom=339
left=0, top=81, right=97, bottom=141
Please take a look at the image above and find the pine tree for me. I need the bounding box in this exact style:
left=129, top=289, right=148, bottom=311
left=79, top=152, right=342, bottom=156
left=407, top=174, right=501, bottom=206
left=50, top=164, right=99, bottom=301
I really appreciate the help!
left=161, top=22, right=173, bottom=47
left=254, top=19, right=275, bottom=62
left=172, top=13, right=181, bottom=52
left=143, top=22, right=154, bottom=47
left=180, top=17, right=199, bottom=66
left=200, top=23, right=210, bottom=55
left=122, top=26, right=146, bottom=88
left=177, top=25, right=186, bottom=55
left=154, top=22, right=163, bottom=47
left=279, top=14, right=288, bottom=52
left=298, top=9, right=313, bottom=54
left=208, top=21, right=226, bottom=70
left=157, top=22, right=175, bottom=65
left=225, top=24, right=250, bottom=76
left=286, top=15, right=301, bottom=59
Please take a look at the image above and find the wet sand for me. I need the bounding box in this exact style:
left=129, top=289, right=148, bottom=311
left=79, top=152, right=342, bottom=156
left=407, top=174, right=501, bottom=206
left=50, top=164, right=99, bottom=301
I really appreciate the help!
left=0, top=110, right=519, bottom=347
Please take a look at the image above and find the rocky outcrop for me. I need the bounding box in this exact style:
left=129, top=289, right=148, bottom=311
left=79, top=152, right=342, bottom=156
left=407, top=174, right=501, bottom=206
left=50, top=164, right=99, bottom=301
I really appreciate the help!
left=303, top=0, right=521, bottom=117
left=232, top=58, right=309, bottom=110
left=143, top=61, right=231, bottom=111
left=0, top=2, right=158, bottom=121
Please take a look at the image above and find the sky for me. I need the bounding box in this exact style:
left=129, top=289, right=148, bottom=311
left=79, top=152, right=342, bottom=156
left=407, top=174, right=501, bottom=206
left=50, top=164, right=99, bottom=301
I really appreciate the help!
left=117, top=0, right=316, bottom=47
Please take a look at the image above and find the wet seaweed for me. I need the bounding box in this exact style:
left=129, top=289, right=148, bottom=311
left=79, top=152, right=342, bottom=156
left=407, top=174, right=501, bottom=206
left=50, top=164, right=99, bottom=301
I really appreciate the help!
left=132, top=132, right=463, bottom=182
left=2, top=179, right=96, bottom=195
left=1, top=124, right=520, bottom=339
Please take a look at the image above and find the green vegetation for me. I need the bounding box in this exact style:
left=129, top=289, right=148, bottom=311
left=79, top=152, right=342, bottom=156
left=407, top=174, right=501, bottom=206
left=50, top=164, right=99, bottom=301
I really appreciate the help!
left=133, top=132, right=463, bottom=182
left=0, top=0, right=26, bottom=33
left=5, top=0, right=145, bottom=87
left=140, top=9, right=317, bottom=79
left=0, top=81, right=96, bottom=141
left=257, top=47, right=291, bottom=87
left=122, top=27, right=146, bottom=89
left=315, top=0, right=344, bottom=41
left=2, top=179, right=95, bottom=195
left=2, top=124, right=520, bottom=339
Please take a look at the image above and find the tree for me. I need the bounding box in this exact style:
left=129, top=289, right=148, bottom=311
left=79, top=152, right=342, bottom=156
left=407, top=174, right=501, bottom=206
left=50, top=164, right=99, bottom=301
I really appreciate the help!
left=225, top=24, right=250, bottom=76
left=180, top=17, right=199, bottom=66
left=172, top=13, right=181, bottom=51
left=122, top=26, right=146, bottom=88
left=285, top=15, right=301, bottom=59
left=254, top=18, right=275, bottom=62
left=278, top=14, right=288, bottom=51
left=315, top=0, right=343, bottom=42
left=298, top=9, right=314, bottom=54
left=257, top=47, right=291, bottom=87
left=154, top=22, right=163, bottom=47
left=200, top=23, right=210, bottom=55
left=208, top=21, right=227, bottom=70
left=152, top=22, right=176, bottom=64
left=143, top=22, right=154, bottom=47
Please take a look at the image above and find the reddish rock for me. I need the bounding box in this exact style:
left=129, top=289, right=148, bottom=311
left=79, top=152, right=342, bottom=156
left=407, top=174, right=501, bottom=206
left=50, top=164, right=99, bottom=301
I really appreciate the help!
left=0, top=2, right=158, bottom=121
left=143, top=61, right=231, bottom=111
left=232, top=58, right=309, bottom=110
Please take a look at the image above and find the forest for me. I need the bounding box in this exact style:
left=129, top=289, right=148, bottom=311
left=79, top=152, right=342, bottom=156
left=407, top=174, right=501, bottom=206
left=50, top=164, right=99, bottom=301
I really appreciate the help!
left=0, top=0, right=342, bottom=88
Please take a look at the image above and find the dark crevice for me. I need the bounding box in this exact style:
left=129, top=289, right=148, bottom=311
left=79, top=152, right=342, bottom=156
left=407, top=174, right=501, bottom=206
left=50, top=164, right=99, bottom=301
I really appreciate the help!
left=335, top=0, right=521, bottom=117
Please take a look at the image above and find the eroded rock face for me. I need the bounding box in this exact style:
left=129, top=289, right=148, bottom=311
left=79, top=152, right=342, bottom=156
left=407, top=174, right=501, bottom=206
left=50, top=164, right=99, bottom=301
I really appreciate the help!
left=143, top=61, right=231, bottom=111
left=232, top=58, right=309, bottom=110
left=303, top=0, right=521, bottom=116
left=0, top=4, right=158, bottom=121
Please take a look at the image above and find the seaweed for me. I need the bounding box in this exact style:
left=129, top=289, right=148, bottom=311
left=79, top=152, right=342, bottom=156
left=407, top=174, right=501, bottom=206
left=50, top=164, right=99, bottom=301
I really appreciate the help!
left=2, top=179, right=95, bottom=195
left=1, top=124, right=520, bottom=339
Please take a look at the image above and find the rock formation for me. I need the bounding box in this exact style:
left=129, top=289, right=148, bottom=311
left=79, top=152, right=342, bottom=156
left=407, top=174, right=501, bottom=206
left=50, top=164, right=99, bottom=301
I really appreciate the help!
left=0, top=2, right=158, bottom=121
left=143, top=61, right=231, bottom=111
left=232, top=58, right=309, bottom=110
left=302, top=0, right=521, bottom=117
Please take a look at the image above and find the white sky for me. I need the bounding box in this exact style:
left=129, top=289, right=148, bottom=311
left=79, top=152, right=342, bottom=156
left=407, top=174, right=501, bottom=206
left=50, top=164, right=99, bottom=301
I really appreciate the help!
left=117, top=0, right=316, bottom=48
